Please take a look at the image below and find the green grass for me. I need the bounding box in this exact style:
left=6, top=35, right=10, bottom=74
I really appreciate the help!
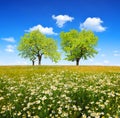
left=0, top=66, right=120, bottom=118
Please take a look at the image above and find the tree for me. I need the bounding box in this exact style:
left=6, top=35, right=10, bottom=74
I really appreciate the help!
left=60, top=29, right=98, bottom=66
left=18, top=30, right=60, bottom=65
left=17, top=33, right=37, bottom=65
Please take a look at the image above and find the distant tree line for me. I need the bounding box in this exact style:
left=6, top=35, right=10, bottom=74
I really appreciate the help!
left=17, top=29, right=98, bottom=66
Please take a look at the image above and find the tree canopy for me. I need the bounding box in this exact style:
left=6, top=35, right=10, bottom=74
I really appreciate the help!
left=60, top=29, right=98, bottom=65
left=18, top=30, right=60, bottom=65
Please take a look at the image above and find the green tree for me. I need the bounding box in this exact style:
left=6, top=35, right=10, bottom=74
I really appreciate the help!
left=18, top=30, right=60, bottom=65
left=60, top=29, right=98, bottom=66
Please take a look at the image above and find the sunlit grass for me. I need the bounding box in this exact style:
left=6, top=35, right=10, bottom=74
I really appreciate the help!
left=0, top=66, right=120, bottom=117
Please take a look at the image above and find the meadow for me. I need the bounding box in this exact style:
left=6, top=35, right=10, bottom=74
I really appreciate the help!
left=0, top=66, right=120, bottom=118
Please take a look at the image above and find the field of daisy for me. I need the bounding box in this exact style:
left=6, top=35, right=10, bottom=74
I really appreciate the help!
left=0, top=66, right=120, bottom=118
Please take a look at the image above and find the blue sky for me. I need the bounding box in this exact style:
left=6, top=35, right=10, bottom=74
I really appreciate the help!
left=0, top=0, right=120, bottom=65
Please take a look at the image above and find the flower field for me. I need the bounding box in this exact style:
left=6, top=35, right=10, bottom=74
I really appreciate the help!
left=0, top=66, right=120, bottom=118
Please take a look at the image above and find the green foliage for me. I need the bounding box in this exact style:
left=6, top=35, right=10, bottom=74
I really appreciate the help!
left=60, top=29, right=98, bottom=65
left=18, top=30, right=60, bottom=65
left=42, top=38, right=61, bottom=63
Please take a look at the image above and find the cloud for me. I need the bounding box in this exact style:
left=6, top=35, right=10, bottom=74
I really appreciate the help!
left=1, top=37, right=15, bottom=43
left=103, top=60, right=109, bottom=64
left=113, top=50, right=119, bottom=53
left=101, top=54, right=106, bottom=57
left=113, top=50, right=120, bottom=56
left=52, top=15, right=74, bottom=28
left=114, top=54, right=120, bottom=56
left=25, top=24, right=57, bottom=35
left=80, top=17, right=106, bottom=32
left=5, top=45, right=16, bottom=52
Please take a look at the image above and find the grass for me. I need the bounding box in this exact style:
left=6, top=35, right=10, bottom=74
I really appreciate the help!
left=0, top=66, right=120, bottom=118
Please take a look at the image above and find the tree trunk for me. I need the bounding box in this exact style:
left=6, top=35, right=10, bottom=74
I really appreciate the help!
left=38, top=54, right=42, bottom=65
left=76, top=58, right=80, bottom=66
left=32, top=60, right=35, bottom=66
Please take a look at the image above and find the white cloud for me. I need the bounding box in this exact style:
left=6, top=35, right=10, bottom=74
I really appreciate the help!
left=114, top=54, right=120, bottom=56
left=5, top=45, right=16, bottom=52
left=103, top=60, right=109, bottom=64
left=113, top=50, right=120, bottom=56
left=80, top=17, right=106, bottom=32
left=1, top=37, right=15, bottom=43
left=52, top=15, right=74, bottom=28
left=113, top=50, right=119, bottom=53
left=26, top=24, right=57, bottom=35
left=101, top=54, right=106, bottom=57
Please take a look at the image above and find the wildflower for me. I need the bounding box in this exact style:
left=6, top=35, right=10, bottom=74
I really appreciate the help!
left=17, top=111, right=21, bottom=116
left=23, top=107, right=27, bottom=111
left=41, top=96, right=47, bottom=101
left=38, top=106, right=42, bottom=110
left=85, top=106, right=89, bottom=109
left=36, top=100, right=40, bottom=104
left=27, top=111, right=31, bottom=117
left=100, top=104, right=105, bottom=109
left=51, top=86, right=57, bottom=91
left=82, top=114, right=87, bottom=118
left=33, top=115, right=40, bottom=118
left=0, top=97, right=4, bottom=100
left=62, top=112, right=68, bottom=117
left=58, top=107, right=62, bottom=114
left=73, top=105, right=77, bottom=111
